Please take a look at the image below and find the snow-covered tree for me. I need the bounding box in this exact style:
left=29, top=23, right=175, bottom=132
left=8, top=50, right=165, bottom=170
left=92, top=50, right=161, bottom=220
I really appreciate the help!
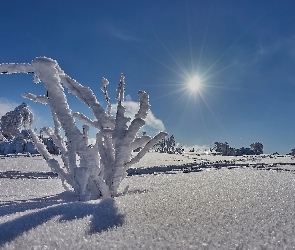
left=154, top=138, right=166, bottom=153
left=154, top=135, right=182, bottom=154
left=250, top=142, right=263, bottom=155
left=0, top=57, right=167, bottom=200
left=211, top=141, right=263, bottom=156
left=0, top=102, right=34, bottom=140
left=211, top=142, right=230, bottom=155
left=290, top=148, right=295, bottom=156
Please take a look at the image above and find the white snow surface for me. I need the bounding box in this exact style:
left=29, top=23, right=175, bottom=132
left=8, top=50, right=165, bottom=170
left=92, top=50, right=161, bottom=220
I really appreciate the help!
left=1, top=152, right=295, bottom=249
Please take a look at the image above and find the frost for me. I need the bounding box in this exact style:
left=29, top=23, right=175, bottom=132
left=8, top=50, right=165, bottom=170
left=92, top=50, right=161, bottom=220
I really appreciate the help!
left=0, top=57, right=167, bottom=200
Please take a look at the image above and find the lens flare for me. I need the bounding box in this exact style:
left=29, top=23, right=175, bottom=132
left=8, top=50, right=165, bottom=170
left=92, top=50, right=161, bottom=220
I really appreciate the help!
left=187, top=75, right=202, bottom=92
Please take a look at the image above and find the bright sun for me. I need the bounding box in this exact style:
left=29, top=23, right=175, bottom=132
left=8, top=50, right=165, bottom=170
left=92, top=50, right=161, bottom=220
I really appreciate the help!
left=187, top=75, right=202, bottom=92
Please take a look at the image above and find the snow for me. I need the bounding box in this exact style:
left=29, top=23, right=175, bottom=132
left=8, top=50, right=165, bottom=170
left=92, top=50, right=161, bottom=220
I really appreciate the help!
left=1, top=152, right=295, bottom=249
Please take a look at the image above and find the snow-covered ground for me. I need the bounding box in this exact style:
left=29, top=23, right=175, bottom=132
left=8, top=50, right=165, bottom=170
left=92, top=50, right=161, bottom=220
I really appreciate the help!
left=1, top=152, right=295, bottom=249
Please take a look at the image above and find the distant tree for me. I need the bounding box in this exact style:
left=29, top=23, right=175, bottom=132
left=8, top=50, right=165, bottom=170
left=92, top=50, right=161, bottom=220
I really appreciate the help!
left=212, top=141, right=263, bottom=156
left=154, top=135, right=182, bottom=154
left=212, top=142, right=230, bottom=156
left=250, top=142, right=263, bottom=155
left=154, top=138, right=166, bottom=153
left=290, top=148, right=295, bottom=156
left=166, top=135, right=176, bottom=153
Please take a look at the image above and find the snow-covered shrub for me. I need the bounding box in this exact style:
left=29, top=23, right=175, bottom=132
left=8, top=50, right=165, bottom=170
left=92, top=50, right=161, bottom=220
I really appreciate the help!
left=0, top=57, right=167, bottom=200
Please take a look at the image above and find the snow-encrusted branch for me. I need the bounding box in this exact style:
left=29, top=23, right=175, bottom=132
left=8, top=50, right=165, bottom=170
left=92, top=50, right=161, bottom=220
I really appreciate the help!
left=28, top=128, right=71, bottom=187
left=124, top=131, right=168, bottom=169
left=130, top=135, right=152, bottom=151
left=0, top=63, right=34, bottom=74
left=135, top=91, right=151, bottom=119
left=61, top=74, right=111, bottom=130
left=22, top=93, right=49, bottom=105
left=116, top=73, right=125, bottom=103
left=73, top=112, right=98, bottom=128
left=101, top=77, right=112, bottom=116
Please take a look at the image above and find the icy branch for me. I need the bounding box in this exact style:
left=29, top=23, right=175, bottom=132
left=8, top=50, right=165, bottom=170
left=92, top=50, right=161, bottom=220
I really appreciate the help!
left=130, top=135, right=152, bottom=151
left=0, top=63, right=34, bottom=74
left=101, top=77, right=112, bottom=116
left=61, top=74, right=110, bottom=129
left=135, top=91, right=151, bottom=119
left=28, top=128, right=71, bottom=186
left=22, top=93, right=49, bottom=105
left=124, top=132, right=168, bottom=169
left=73, top=112, right=98, bottom=128
left=116, top=73, right=125, bottom=103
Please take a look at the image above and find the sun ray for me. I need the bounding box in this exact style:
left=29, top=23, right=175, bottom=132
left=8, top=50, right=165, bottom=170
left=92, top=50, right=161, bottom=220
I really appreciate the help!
left=152, top=32, right=190, bottom=77
left=185, top=1, right=195, bottom=73
left=197, top=3, right=213, bottom=73
left=128, top=7, right=263, bottom=136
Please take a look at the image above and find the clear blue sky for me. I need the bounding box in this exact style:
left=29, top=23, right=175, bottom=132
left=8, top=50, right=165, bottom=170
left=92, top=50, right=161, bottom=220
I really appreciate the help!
left=1, top=0, right=295, bottom=154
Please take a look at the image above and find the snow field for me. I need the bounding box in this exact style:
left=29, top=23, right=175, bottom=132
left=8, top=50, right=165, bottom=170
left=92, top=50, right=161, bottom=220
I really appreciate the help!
left=114, top=169, right=295, bottom=249
left=0, top=153, right=295, bottom=249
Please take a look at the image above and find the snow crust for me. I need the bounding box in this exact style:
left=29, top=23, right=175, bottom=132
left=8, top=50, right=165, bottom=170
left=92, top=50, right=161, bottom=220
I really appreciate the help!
left=1, top=152, right=295, bottom=249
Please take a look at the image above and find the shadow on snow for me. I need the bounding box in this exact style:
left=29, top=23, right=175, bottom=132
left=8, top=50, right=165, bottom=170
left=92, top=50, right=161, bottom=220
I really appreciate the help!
left=0, top=192, right=124, bottom=246
left=127, top=162, right=295, bottom=176
left=0, top=170, right=58, bottom=179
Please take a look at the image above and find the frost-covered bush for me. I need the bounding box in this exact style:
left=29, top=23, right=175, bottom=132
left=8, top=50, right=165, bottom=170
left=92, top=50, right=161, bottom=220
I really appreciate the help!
left=0, top=57, right=167, bottom=200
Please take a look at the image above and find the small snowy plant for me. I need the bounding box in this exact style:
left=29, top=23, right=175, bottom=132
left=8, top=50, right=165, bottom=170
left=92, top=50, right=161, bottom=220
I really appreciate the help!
left=0, top=57, right=167, bottom=200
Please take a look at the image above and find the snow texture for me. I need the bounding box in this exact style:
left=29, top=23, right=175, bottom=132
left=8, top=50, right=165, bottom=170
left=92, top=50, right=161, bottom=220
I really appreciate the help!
left=0, top=153, right=295, bottom=249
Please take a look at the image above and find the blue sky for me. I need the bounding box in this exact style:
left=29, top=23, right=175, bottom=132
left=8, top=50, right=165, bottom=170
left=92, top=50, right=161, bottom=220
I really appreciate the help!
left=1, top=0, right=295, bottom=154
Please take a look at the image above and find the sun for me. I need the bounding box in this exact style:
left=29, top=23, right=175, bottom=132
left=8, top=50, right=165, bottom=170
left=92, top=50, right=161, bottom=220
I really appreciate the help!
left=187, top=75, right=202, bottom=92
